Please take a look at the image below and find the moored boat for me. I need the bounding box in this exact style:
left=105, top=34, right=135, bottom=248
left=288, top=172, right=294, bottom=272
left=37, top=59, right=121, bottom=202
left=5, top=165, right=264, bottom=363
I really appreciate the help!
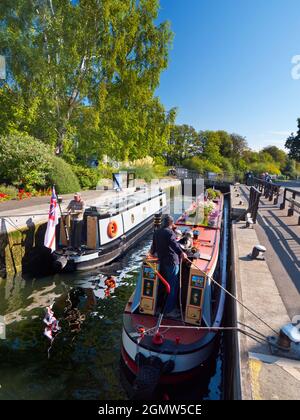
left=121, top=190, right=228, bottom=390
left=53, top=187, right=167, bottom=272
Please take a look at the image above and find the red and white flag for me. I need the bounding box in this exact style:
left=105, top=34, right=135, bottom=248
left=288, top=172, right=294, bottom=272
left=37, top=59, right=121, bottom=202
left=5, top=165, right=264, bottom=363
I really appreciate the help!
left=44, top=187, right=59, bottom=253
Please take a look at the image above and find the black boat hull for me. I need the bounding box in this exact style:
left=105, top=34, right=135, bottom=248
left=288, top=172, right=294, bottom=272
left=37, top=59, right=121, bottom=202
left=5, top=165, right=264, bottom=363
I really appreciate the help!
left=53, top=211, right=163, bottom=272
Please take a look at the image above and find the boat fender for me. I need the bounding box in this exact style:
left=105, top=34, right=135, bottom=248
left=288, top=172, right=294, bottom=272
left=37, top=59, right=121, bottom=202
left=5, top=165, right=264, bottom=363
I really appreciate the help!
left=161, top=359, right=175, bottom=374
left=105, top=276, right=116, bottom=289
left=132, top=354, right=175, bottom=399
left=107, top=220, right=118, bottom=238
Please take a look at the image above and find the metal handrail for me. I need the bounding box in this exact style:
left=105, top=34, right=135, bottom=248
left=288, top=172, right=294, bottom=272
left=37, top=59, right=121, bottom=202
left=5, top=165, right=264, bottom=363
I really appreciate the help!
left=145, top=260, right=171, bottom=295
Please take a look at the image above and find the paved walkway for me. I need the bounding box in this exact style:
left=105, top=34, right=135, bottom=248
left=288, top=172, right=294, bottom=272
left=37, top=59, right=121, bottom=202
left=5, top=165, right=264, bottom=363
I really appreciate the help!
left=240, top=185, right=300, bottom=319
left=232, top=220, right=300, bottom=400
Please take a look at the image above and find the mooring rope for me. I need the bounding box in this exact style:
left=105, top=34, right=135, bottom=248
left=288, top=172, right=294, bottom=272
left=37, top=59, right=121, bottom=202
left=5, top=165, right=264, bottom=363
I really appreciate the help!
left=186, top=257, right=279, bottom=336
left=134, top=323, right=281, bottom=349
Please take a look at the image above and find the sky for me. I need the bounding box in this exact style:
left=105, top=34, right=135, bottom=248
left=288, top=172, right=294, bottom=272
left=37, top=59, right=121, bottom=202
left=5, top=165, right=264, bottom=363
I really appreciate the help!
left=156, top=0, right=300, bottom=151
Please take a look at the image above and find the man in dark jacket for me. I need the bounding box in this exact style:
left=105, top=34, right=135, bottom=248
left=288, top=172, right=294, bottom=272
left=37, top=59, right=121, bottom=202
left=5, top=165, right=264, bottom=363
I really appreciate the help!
left=150, top=215, right=187, bottom=316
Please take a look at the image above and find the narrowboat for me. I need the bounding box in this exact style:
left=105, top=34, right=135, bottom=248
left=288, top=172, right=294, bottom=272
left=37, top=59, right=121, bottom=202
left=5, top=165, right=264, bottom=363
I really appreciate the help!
left=53, top=187, right=167, bottom=272
left=121, top=191, right=228, bottom=389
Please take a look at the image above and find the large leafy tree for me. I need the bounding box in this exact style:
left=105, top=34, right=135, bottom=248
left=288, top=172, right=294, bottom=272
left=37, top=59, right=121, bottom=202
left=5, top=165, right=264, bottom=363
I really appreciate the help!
left=0, top=0, right=173, bottom=157
left=217, top=130, right=233, bottom=158
left=230, top=133, right=248, bottom=158
left=201, top=131, right=221, bottom=165
left=168, top=124, right=201, bottom=165
left=262, top=146, right=287, bottom=170
left=285, top=119, right=300, bottom=162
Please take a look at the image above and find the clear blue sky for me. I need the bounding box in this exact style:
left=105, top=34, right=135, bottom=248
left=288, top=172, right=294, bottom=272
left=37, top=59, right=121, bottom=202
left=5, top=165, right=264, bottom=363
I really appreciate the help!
left=156, top=0, right=300, bottom=151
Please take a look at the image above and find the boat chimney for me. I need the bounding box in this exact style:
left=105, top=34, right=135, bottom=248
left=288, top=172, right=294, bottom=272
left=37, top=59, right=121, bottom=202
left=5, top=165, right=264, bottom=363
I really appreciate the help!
left=153, top=214, right=162, bottom=230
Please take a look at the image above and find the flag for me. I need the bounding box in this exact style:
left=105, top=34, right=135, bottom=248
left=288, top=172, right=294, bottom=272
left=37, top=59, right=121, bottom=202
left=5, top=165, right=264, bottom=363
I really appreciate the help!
left=44, top=187, right=59, bottom=252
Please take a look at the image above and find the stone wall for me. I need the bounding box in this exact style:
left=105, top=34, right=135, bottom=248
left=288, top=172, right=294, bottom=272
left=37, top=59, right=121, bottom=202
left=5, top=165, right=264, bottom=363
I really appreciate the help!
left=0, top=219, right=52, bottom=278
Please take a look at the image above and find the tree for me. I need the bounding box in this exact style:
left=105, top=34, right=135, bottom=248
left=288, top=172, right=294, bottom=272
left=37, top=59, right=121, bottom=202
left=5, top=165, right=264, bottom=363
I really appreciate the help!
left=285, top=119, right=300, bottom=162
left=0, top=0, right=173, bottom=156
left=168, top=124, right=201, bottom=165
left=217, top=130, right=233, bottom=158
left=230, top=133, right=248, bottom=159
left=262, top=146, right=287, bottom=169
left=283, top=159, right=298, bottom=179
left=201, top=131, right=221, bottom=164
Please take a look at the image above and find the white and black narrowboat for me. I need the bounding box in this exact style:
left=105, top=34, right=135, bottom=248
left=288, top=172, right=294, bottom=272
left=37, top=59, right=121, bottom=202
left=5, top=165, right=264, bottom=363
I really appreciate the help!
left=53, top=187, right=167, bottom=272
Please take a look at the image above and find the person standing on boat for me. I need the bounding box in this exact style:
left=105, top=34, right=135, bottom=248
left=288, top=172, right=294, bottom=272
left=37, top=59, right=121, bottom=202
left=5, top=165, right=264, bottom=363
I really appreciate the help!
left=67, top=193, right=85, bottom=250
left=150, top=215, right=187, bottom=317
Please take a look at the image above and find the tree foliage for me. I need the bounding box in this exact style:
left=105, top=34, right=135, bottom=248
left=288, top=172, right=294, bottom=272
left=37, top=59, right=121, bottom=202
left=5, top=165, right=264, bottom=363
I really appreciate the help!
left=170, top=125, right=294, bottom=178
left=285, top=119, right=300, bottom=162
left=168, top=124, right=200, bottom=164
left=0, top=0, right=173, bottom=158
left=0, top=133, right=53, bottom=189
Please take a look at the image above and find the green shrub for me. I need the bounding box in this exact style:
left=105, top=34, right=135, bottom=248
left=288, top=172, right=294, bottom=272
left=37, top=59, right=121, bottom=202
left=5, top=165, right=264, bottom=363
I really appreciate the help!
left=98, top=164, right=114, bottom=179
left=47, top=156, right=80, bottom=194
left=183, top=157, right=222, bottom=174
left=72, top=165, right=102, bottom=190
left=249, top=162, right=281, bottom=176
left=219, top=157, right=234, bottom=174
left=125, top=165, right=157, bottom=183
left=0, top=133, right=53, bottom=190
left=182, top=157, right=205, bottom=173
left=153, top=164, right=168, bottom=178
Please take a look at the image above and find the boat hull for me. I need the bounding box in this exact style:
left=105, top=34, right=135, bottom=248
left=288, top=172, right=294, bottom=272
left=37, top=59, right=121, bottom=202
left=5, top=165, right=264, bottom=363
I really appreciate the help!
left=121, top=328, right=218, bottom=384
left=53, top=211, right=164, bottom=272
left=120, top=195, right=229, bottom=388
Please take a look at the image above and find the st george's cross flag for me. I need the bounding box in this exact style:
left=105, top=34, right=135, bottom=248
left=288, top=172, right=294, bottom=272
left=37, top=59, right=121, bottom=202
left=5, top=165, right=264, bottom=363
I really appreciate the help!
left=44, top=187, right=59, bottom=252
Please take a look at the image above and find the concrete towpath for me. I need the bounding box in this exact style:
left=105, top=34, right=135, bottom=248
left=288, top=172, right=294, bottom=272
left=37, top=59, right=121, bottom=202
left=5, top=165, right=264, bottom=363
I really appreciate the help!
left=232, top=182, right=300, bottom=400
left=239, top=184, right=300, bottom=319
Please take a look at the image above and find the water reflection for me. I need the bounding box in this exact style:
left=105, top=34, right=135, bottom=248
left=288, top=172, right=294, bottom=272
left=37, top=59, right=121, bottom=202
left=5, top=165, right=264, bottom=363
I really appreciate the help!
left=0, top=236, right=152, bottom=400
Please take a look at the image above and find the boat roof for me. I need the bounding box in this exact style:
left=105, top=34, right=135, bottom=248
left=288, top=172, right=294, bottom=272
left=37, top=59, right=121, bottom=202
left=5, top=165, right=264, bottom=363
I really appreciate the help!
left=87, top=187, right=164, bottom=216
left=175, top=196, right=223, bottom=276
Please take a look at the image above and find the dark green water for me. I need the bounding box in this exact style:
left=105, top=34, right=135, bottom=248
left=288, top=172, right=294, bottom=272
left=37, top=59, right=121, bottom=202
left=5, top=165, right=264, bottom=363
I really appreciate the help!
left=0, top=196, right=224, bottom=400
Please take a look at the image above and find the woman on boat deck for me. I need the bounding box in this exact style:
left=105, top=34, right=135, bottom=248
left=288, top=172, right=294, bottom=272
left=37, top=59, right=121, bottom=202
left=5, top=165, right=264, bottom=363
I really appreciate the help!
left=149, top=215, right=187, bottom=317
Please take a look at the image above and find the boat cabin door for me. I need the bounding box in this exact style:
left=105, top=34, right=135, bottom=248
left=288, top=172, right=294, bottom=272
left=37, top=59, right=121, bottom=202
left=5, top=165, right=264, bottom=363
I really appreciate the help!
left=185, top=269, right=207, bottom=324
left=139, top=258, right=159, bottom=315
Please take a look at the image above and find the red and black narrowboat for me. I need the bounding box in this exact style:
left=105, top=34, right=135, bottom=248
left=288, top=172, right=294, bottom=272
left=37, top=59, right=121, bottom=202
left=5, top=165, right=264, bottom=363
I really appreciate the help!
left=121, top=191, right=228, bottom=388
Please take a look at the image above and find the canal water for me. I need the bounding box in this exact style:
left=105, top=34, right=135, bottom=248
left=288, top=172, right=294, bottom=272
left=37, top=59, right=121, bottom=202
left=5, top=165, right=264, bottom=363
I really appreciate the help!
left=0, top=194, right=224, bottom=400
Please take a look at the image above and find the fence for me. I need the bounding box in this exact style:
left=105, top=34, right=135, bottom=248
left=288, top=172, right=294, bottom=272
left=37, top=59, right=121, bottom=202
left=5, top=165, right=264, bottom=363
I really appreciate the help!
left=173, top=167, right=239, bottom=183
left=253, top=178, right=281, bottom=205
left=247, top=187, right=262, bottom=224
left=280, top=187, right=300, bottom=225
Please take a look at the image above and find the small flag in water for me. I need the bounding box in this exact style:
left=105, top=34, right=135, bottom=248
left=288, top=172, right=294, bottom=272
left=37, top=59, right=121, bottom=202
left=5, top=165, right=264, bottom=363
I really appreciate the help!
left=44, top=186, right=59, bottom=252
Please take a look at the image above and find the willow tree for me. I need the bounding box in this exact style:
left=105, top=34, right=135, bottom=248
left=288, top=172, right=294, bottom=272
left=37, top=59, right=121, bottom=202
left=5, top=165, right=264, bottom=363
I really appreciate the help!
left=0, top=0, right=173, bottom=157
